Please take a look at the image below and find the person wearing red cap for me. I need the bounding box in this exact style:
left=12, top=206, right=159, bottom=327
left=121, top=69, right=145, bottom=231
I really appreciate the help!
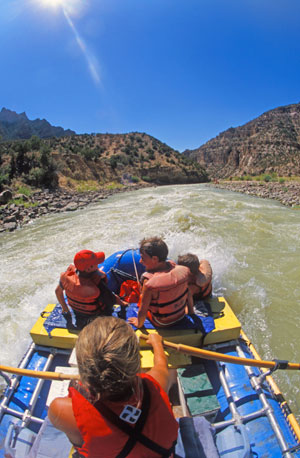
left=55, top=250, right=126, bottom=329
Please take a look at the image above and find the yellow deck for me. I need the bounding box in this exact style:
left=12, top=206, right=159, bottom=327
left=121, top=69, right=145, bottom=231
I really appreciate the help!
left=136, top=296, right=241, bottom=347
left=30, top=297, right=241, bottom=368
left=30, top=303, right=80, bottom=349
left=137, top=296, right=241, bottom=368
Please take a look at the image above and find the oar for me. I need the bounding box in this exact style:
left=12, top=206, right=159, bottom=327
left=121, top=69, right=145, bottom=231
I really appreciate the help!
left=0, top=364, right=80, bottom=381
left=2, top=334, right=299, bottom=381
left=139, top=334, right=300, bottom=371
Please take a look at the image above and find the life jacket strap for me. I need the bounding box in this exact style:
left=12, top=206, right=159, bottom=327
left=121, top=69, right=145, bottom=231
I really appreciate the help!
left=95, top=379, right=175, bottom=458
left=151, top=303, right=186, bottom=318
left=150, top=288, right=188, bottom=308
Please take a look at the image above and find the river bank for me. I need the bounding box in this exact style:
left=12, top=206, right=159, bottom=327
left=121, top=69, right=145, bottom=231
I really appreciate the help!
left=0, top=183, right=151, bottom=233
left=1, top=180, right=300, bottom=233
left=210, top=181, right=300, bottom=208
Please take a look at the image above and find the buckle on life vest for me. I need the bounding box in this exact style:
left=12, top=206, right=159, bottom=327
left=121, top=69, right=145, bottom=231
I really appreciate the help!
left=119, top=405, right=142, bottom=424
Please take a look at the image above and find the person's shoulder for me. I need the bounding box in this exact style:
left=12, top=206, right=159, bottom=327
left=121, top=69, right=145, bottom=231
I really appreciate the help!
left=199, top=260, right=212, bottom=274
left=48, top=396, right=72, bottom=424
left=199, top=259, right=211, bottom=267
left=139, top=373, right=161, bottom=390
left=60, top=264, right=77, bottom=288
left=174, top=264, right=190, bottom=277
left=61, top=264, right=76, bottom=276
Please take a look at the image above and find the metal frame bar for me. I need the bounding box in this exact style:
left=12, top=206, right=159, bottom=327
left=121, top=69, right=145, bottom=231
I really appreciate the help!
left=235, top=341, right=294, bottom=458
left=0, top=342, right=36, bottom=422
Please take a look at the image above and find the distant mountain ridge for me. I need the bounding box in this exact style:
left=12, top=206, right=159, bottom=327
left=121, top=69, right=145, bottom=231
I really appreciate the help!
left=0, top=108, right=75, bottom=140
left=183, top=103, right=300, bottom=178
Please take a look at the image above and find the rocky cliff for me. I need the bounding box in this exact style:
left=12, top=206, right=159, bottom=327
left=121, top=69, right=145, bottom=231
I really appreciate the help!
left=183, top=103, right=300, bottom=178
left=0, top=108, right=75, bottom=140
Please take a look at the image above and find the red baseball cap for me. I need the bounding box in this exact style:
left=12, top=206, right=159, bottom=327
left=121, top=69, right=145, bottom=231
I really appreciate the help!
left=73, top=250, right=105, bottom=271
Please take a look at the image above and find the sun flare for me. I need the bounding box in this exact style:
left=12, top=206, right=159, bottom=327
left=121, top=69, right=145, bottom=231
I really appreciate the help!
left=38, top=0, right=65, bottom=9
left=35, top=0, right=83, bottom=16
left=32, top=0, right=100, bottom=86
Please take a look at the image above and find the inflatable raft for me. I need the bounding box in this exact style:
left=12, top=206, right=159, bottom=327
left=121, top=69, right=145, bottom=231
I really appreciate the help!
left=0, top=249, right=300, bottom=457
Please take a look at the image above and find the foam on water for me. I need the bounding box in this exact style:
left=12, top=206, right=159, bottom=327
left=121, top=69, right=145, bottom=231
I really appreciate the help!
left=1, top=183, right=300, bottom=417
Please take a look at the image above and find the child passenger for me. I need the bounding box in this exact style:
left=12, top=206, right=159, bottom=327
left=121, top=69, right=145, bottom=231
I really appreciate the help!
left=55, top=249, right=126, bottom=329
left=177, top=253, right=213, bottom=310
left=48, top=316, right=178, bottom=457
left=128, top=237, right=193, bottom=328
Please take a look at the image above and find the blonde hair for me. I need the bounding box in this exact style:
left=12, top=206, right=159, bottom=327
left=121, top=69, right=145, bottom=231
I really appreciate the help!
left=75, top=316, right=140, bottom=400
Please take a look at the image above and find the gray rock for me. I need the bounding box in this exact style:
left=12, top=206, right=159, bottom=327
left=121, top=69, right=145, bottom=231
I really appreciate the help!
left=4, top=222, right=17, bottom=231
left=63, top=202, right=79, bottom=211
left=4, top=215, right=17, bottom=223
left=0, top=190, right=13, bottom=204
left=14, top=193, right=30, bottom=202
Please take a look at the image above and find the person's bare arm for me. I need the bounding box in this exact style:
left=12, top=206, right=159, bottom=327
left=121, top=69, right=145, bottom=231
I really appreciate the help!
left=186, top=288, right=194, bottom=314
left=195, top=260, right=212, bottom=287
left=145, top=333, right=169, bottom=392
left=55, top=284, right=70, bottom=314
left=128, top=282, right=152, bottom=328
left=48, top=397, right=83, bottom=447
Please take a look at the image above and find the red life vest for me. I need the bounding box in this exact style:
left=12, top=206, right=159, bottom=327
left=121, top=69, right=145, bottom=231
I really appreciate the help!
left=59, top=265, right=104, bottom=315
left=120, top=280, right=141, bottom=303
left=69, top=373, right=178, bottom=458
left=142, top=261, right=189, bottom=326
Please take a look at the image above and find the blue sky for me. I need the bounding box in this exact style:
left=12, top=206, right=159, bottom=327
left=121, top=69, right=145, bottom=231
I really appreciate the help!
left=1, top=0, right=300, bottom=152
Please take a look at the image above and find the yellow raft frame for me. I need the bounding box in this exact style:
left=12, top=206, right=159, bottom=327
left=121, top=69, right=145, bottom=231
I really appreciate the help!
left=30, top=296, right=241, bottom=369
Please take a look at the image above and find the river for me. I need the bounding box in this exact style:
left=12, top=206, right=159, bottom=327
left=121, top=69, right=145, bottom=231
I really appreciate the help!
left=1, top=183, right=300, bottom=419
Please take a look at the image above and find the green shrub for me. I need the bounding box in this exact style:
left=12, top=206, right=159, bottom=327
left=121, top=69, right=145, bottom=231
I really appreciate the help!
left=131, top=176, right=140, bottom=183
left=279, top=178, right=285, bottom=184
left=9, top=198, right=37, bottom=208
left=142, top=176, right=152, bottom=182
left=27, top=167, right=44, bottom=186
left=264, top=175, right=272, bottom=182
left=0, top=170, right=9, bottom=190
left=106, top=182, right=123, bottom=190
left=29, top=135, right=41, bottom=151
left=109, top=156, right=118, bottom=169
left=80, top=148, right=96, bottom=161
left=17, top=185, right=32, bottom=196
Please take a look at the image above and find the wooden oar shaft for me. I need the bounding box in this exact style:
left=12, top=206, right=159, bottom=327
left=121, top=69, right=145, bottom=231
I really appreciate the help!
left=2, top=334, right=299, bottom=380
left=139, top=334, right=300, bottom=371
left=0, top=364, right=79, bottom=381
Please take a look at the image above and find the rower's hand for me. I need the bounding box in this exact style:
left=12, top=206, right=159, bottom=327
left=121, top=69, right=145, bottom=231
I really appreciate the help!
left=145, top=333, right=163, bottom=347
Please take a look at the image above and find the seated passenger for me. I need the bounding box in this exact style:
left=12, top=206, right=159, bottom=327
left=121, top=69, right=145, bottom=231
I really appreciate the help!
left=55, top=249, right=125, bottom=329
left=129, top=237, right=192, bottom=328
left=48, top=316, right=178, bottom=457
left=177, top=253, right=213, bottom=309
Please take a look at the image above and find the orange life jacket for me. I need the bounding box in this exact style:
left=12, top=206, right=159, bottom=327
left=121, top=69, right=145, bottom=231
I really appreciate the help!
left=59, top=265, right=104, bottom=315
left=142, top=261, right=189, bottom=326
left=189, top=261, right=213, bottom=300
left=69, top=373, right=178, bottom=458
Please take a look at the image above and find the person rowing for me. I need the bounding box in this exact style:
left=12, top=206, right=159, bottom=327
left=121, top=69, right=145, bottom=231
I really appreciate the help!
left=48, top=316, right=178, bottom=457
